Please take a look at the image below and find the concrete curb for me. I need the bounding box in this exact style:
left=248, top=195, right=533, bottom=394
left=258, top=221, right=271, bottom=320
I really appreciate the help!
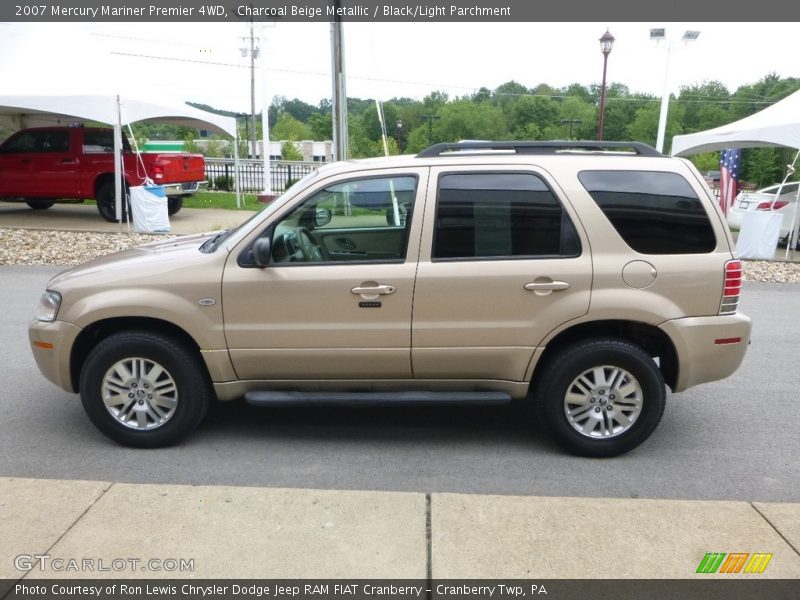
left=2, top=477, right=798, bottom=580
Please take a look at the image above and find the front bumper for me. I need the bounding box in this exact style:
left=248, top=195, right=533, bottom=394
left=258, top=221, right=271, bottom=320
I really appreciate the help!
left=659, top=313, right=751, bottom=393
left=29, top=319, right=82, bottom=393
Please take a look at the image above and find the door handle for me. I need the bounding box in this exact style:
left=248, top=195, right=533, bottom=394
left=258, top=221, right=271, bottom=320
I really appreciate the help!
left=524, top=281, right=570, bottom=292
left=351, top=284, right=396, bottom=296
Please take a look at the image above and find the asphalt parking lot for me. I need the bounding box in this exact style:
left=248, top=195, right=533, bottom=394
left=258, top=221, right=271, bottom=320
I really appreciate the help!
left=1, top=265, right=797, bottom=502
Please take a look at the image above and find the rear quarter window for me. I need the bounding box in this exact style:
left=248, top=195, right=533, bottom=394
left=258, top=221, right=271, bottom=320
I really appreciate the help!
left=578, top=170, right=716, bottom=254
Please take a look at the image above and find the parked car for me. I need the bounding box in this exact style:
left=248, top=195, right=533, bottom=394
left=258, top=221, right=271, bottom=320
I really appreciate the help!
left=29, top=140, right=751, bottom=457
left=703, top=170, right=721, bottom=187
left=0, top=126, right=205, bottom=221
left=727, top=182, right=800, bottom=245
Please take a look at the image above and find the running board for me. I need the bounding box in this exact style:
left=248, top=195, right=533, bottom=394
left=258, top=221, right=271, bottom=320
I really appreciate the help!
left=244, top=390, right=512, bottom=407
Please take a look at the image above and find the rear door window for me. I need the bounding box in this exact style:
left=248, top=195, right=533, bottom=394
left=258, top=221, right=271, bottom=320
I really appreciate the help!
left=578, top=170, right=716, bottom=254
left=433, top=172, right=580, bottom=260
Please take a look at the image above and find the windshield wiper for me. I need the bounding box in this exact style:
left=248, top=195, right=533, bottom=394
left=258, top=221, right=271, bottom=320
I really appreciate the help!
left=199, top=229, right=230, bottom=253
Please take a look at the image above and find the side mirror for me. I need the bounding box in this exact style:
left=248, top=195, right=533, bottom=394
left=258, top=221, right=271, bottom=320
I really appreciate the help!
left=315, top=207, right=332, bottom=227
left=253, top=237, right=272, bottom=267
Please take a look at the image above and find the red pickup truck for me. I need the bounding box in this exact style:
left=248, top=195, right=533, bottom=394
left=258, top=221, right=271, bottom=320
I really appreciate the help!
left=0, top=126, right=205, bottom=222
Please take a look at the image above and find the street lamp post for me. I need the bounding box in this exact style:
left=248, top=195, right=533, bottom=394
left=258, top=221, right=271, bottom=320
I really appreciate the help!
left=651, top=29, right=700, bottom=154
left=396, top=119, right=404, bottom=152
left=597, top=29, right=615, bottom=141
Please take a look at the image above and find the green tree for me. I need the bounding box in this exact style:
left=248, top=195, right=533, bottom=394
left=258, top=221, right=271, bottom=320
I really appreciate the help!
left=556, top=97, right=596, bottom=140
left=677, top=81, right=731, bottom=133
left=309, top=113, right=333, bottom=141
left=272, top=114, right=313, bottom=141
left=509, top=96, right=559, bottom=139
left=280, top=139, right=304, bottom=161
left=435, top=99, right=508, bottom=143
left=626, top=100, right=685, bottom=149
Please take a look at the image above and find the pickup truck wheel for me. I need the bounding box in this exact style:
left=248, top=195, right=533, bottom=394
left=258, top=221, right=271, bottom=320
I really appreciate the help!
left=79, top=331, right=212, bottom=448
left=95, top=181, right=129, bottom=223
left=26, top=200, right=55, bottom=210
left=167, top=196, right=183, bottom=216
left=535, top=339, right=666, bottom=457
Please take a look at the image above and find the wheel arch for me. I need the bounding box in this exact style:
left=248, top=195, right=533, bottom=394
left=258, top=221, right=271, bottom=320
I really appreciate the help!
left=531, top=320, right=679, bottom=392
left=93, top=173, right=132, bottom=197
left=70, top=317, right=203, bottom=392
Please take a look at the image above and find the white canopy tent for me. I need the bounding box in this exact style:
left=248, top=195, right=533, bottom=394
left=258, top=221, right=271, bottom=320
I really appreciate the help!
left=671, top=89, right=800, bottom=258
left=0, top=94, right=240, bottom=221
left=671, top=89, right=800, bottom=156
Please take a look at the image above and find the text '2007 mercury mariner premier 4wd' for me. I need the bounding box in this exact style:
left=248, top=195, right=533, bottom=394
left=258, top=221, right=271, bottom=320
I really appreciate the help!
left=29, top=141, right=751, bottom=457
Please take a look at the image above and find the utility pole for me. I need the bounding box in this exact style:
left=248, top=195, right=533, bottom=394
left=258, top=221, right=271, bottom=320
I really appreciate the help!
left=248, top=16, right=259, bottom=159
left=330, top=0, right=348, bottom=161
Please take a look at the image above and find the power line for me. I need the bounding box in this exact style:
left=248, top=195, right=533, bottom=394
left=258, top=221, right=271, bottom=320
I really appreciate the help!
left=108, top=51, right=785, bottom=108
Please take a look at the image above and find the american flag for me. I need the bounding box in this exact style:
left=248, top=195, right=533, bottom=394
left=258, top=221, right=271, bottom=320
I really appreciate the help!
left=719, top=148, right=740, bottom=216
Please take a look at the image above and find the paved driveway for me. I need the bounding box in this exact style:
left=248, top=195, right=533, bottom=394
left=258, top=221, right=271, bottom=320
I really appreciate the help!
left=0, top=266, right=797, bottom=502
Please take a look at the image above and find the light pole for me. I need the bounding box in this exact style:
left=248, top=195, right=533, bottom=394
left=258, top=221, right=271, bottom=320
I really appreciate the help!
left=421, top=115, right=441, bottom=146
left=651, top=28, right=700, bottom=154
left=560, top=118, right=582, bottom=140
left=597, top=29, right=615, bottom=141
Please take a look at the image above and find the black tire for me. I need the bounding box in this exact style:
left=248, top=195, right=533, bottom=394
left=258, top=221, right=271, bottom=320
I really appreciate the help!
left=79, top=331, right=212, bottom=448
left=167, top=196, right=183, bottom=216
left=95, top=180, right=129, bottom=223
left=534, top=338, right=666, bottom=457
left=26, top=200, right=55, bottom=210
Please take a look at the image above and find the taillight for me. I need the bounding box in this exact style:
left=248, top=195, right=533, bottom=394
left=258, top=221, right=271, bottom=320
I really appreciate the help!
left=152, top=162, right=164, bottom=180
left=756, top=201, right=788, bottom=210
left=720, top=260, right=742, bottom=315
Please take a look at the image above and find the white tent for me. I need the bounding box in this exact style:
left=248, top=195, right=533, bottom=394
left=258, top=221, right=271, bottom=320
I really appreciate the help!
left=0, top=94, right=240, bottom=221
left=671, top=89, right=800, bottom=258
left=671, top=89, right=800, bottom=156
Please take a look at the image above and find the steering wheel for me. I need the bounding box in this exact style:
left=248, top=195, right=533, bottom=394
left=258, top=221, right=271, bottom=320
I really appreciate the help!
left=296, top=227, right=330, bottom=262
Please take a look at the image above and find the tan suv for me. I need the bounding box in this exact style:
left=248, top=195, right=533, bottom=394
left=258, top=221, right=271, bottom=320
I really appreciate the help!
left=29, top=141, right=751, bottom=456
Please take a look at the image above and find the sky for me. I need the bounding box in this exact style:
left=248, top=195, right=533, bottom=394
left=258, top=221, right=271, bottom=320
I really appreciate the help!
left=0, top=21, right=797, bottom=114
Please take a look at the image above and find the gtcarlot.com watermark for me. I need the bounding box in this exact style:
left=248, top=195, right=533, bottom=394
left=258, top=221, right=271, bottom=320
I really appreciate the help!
left=15, top=554, right=194, bottom=573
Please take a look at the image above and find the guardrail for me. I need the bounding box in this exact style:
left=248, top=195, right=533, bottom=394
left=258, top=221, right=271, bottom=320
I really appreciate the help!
left=205, top=159, right=319, bottom=193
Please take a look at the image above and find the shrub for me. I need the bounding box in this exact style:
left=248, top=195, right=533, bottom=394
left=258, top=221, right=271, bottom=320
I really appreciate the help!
left=214, top=175, right=233, bottom=191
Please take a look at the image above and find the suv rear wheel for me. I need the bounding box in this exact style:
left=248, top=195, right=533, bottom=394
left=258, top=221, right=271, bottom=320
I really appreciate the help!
left=79, top=331, right=212, bottom=448
left=535, top=339, right=666, bottom=457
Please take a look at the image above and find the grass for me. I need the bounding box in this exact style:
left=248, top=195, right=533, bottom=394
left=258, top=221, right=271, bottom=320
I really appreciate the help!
left=182, top=191, right=261, bottom=211
left=79, top=191, right=263, bottom=211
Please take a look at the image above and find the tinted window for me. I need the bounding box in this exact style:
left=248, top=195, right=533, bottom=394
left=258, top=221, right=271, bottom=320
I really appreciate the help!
left=433, top=173, right=579, bottom=260
left=0, top=131, right=70, bottom=153
left=578, top=170, right=716, bottom=254
left=1, top=131, right=37, bottom=153
left=83, top=129, right=131, bottom=152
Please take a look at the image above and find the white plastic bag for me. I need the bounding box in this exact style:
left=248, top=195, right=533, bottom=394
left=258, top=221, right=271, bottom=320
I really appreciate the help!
left=735, top=211, right=782, bottom=259
left=130, top=185, right=170, bottom=234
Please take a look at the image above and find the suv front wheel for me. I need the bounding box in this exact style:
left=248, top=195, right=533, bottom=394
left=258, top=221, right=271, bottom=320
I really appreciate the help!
left=535, top=339, right=666, bottom=457
left=79, top=331, right=212, bottom=448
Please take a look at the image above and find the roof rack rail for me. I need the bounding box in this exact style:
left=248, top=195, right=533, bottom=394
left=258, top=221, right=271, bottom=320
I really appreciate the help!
left=416, top=140, right=662, bottom=158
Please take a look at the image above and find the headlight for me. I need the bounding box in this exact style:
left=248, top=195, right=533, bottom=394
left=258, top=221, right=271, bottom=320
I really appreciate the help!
left=36, top=291, right=62, bottom=322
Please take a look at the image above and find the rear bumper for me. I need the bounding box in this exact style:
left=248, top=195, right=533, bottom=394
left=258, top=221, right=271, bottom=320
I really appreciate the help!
left=160, top=181, right=206, bottom=196
left=659, top=313, right=751, bottom=392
